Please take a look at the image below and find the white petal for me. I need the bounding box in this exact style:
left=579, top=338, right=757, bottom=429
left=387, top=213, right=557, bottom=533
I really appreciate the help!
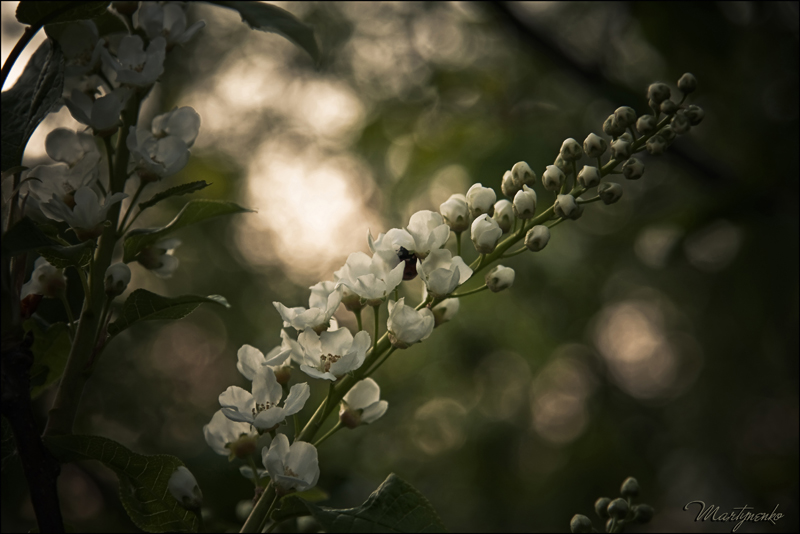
left=362, top=400, right=388, bottom=424
left=300, top=364, right=336, bottom=382
left=285, top=441, right=319, bottom=489
left=252, top=366, right=282, bottom=405
left=282, top=383, right=310, bottom=415
left=263, top=434, right=289, bottom=480
left=219, top=386, right=254, bottom=415
left=254, top=407, right=285, bottom=431
left=236, top=344, right=266, bottom=380
left=343, top=378, right=381, bottom=410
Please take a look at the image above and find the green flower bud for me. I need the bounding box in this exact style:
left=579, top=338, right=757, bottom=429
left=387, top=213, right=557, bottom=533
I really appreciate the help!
left=610, top=138, right=631, bottom=160
left=636, top=114, right=657, bottom=135
left=560, top=138, right=583, bottom=161
left=646, top=135, right=667, bottom=155
left=620, top=476, right=640, bottom=498
left=603, top=114, right=626, bottom=137
left=607, top=497, right=629, bottom=519
left=570, top=514, right=593, bottom=533
left=633, top=504, right=655, bottom=523
left=677, top=72, right=697, bottom=94
left=577, top=165, right=601, bottom=188
left=525, top=225, right=550, bottom=252
left=598, top=182, right=623, bottom=205
left=614, top=106, right=637, bottom=128
left=685, top=104, right=705, bottom=125
left=594, top=497, right=612, bottom=518
left=660, top=99, right=678, bottom=115
left=622, top=157, right=644, bottom=180
left=583, top=133, right=608, bottom=158
left=647, top=82, right=671, bottom=104
left=671, top=112, right=691, bottom=134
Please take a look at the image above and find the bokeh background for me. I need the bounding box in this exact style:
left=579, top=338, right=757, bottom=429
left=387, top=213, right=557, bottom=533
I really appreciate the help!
left=2, top=2, right=798, bottom=532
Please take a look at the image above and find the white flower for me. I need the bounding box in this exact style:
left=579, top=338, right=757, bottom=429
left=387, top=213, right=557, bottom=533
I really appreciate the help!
left=339, top=378, right=388, bottom=428
left=387, top=298, right=434, bottom=349
left=26, top=129, right=101, bottom=206
left=137, top=2, right=206, bottom=47
left=263, top=434, right=319, bottom=495
left=471, top=214, right=503, bottom=254
left=127, top=106, right=200, bottom=180
left=65, top=89, right=128, bottom=135
left=554, top=194, right=578, bottom=218
left=237, top=331, right=302, bottom=385
left=40, top=186, right=127, bottom=241
left=56, top=20, right=104, bottom=76
left=542, top=165, right=565, bottom=192
left=577, top=165, right=601, bottom=188
left=466, top=183, right=496, bottom=218
left=151, top=107, right=202, bottom=147
left=334, top=251, right=405, bottom=305
left=486, top=265, right=515, bottom=292
left=135, top=238, right=181, bottom=278
left=417, top=249, right=472, bottom=298
left=274, top=281, right=342, bottom=332
left=525, top=225, right=551, bottom=252
left=21, top=257, right=66, bottom=299
left=219, top=366, right=310, bottom=431
left=492, top=199, right=514, bottom=233
left=439, top=194, right=470, bottom=233
left=104, top=263, right=131, bottom=297
left=298, top=328, right=371, bottom=381
left=203, top=410, right=255, bottom=457
left=101, top=35, right=166, bottom=87
left=512, top=185, right=537, bottom=220
left=369, top=211, right=450, bottom=261
left=168, top=466, right=202, bottom=510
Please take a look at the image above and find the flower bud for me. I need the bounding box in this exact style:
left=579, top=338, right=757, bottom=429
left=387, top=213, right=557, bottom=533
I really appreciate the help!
left=511, top=161, right=536, bottom=187
left=104, top=263, right=131, bottom=297
left=620, top=476, right=640, bottom=498
left=568, top=203, right=584, bottom=220
left=660, top=99, right=678, bottom=115
left=671, top=112, right=691, bottom=134
left=168, top=466, right=203, bottom=510
left=486, top=265, right=514, bottom=293
left=603, top=114, right=626, bottom=137
left=577, top=165, right=601, bottom=188
left=610, top=138, right=631, bottom=160
left=431, top=298, right=459, bottom=327
left=493, top=199, right=515, bottom=233
left=226, top=434, right=258, bottom=459
left=646, top=135, right=667, bottom=155
left=594, top=497, right=612, bottom=518
left=560, top=138, right=582, bottom=161
left=471, top=214, right=503, bottom=254
left=512, top=185, right=537, bottom=219
left=607, top=497, right=629, bottom=520
left=685, top=104, right=705, bottom=125
left=274, top=365, right=292, bottom=385
left=614, top=106, right=637, bottom=128
left=570, top=514, right=593, bottom=534
left=598, top=182, right=623, bottom=205
left=542, top=165, right=565, bottom=192
left=647, top=82, right=671, bottom=104
left=340, top=286, right=364, bottom=312
left=619, top=132, right=634, bottom=143
left=659, top=125, right=676, bottom=143
left=636, top=114, right=657, bottom=135
left=554, top=194, right=577, bottom=218
left=440, top=194, right=470, bottom=233
left=525, top=225, right=550, bottom=252
left=633, top=504, right=655, bottom=523
left=677, top=72, right=697, bottom=94
left=622, top=157, right=644, bottom=180
left=553, top=155, right=571, bottom=175
left=22, top=258, right=67, bottom=299
left=501, top=170, right=521, bottom=199
left=583, top=133, right=607, bottom=158
left=466, top=183, right=496, bottom=218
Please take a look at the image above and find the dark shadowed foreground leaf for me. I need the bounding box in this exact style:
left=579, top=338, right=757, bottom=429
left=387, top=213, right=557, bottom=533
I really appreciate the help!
left=25, top=319, right=70, bottom=399
left=108, top=289, right=230, bottom=336
left=138, top=180, right=211, bottom=211
left=16, top=1, right=110, bottom=26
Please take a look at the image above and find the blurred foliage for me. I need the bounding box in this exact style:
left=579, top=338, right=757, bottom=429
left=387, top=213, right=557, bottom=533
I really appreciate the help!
left=2, top=2, right=798, bottom=532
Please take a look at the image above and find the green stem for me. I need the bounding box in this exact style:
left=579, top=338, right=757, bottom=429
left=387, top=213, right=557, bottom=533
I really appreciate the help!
left=75, top=267, right=90, bottom=301
left=577, top=195, right=601, bottom=204
left=547, top=217, right=566, bottom=229
left=364, top=347, right=397, bottom=377
left=118, top=180, right=146, bottom=235
left=256, top=491, right=280, bottom=533
left=58, top=294, right=76, bottom=339
left=292, top=413, right=299, bottom=443
left=372, top=304, right=380, bottom=355
left=455, top=231, right=462, bottom=256
left=246, top=457, right=261, bottom=488
left=353, top=308, right=363, bottom=331
left=240, top=484, right=276, bottom=533
left=448, top=284, right=488, bottom=298
left=313, top=421, right=343, bottom=448
left=500, top=246, right=527, bottom=259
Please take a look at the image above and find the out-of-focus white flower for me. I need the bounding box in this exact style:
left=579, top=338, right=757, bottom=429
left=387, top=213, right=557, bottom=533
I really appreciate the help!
left=339, top=378, right=388, bottom=428
left=219, top=366, right=310, bottom=431
left=334, top=251, right=404, bottom=305
left=239, top=465, right=268, bottom=481
left=56, top=20, right=104, bottom=76
left=263, top=434, right=319, bottom=495
left=417, top=249, right=472, bottom=298
left=369, top=210, right=450, bottom=260
left=137, top=2, right=206, bottom=47
left=65, top=89, right=129, bottom=135
left=104, top=263, right=131, bottom=297
left=135, top=238, right=181, bottom=278
left=554, top=194, right=578, bottom=218
left=21, top=257, right=66, bottom=299
left=492, top=199, right=514, bottom=233
left=512, top=185, right=537, bottom=220
left=439, top=194, right=470, bottom=233
left=431, top=296, right=459, bottom=327
left=203, top=410, right=256, bottom=457
left=274, top=281, right=342, bottom=333
left=298, top=328, right=370, bottom=381
left=471, top=214, right=502, bottom=254
left=101, top=35, right=166, bottom=87
left=386, top=298, right=434, bottom=349
left=485, top=265, right=515, bottom=293
left=525, top=225, right=551, bottom=252
left=168, top=466, right=202, bottom=510
left=542, top=165, right=565, bottom=192
left=40, top=186, right=126, bottom=241
left=127, top=107, right=200, bottom=180
left=151, top=107, right=202, bottom=147
left=466, top=183, right=496, bottom=218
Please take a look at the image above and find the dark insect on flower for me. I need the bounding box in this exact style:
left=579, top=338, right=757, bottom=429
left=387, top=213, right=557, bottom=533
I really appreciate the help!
left=397, top=246, right=418, bottom=281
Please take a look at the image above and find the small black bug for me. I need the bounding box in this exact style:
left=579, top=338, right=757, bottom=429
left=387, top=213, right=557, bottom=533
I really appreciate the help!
left=397, top=246, right=418, bottom=280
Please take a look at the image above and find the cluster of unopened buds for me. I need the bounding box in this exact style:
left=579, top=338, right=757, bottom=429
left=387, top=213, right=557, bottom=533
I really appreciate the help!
left=571, top=477, right=654, bottom=533
left=203, top=74, right=704, bottom=522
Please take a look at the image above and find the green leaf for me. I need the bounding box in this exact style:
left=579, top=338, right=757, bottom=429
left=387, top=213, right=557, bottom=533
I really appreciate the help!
left=45, top=434, right=200, bottom=533
left=295, top=486, right=330, bottom=502
left=16, top=1, right=110, bottom=26
left=272, top=496, right=313, bottom=524
left=292, top=474, right=447, bottom=533
left=24, top=319, right=71, bottom=399
left=108, top=289, right=230, bottom=336
left=1, top=217, right=59, bottom=256
left=122, top=199, right=253, bottom=263
left=1, top=39, right=64, bottom=172
left=208, top=1, right=320, bottom=64
left=138, top=181, right=211, bottom=211
left=38, top=241, right=95, bottom=269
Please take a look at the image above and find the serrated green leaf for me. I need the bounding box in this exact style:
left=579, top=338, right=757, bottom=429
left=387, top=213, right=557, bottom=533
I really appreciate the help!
left=208, top=1, right=320, bottom=64
left=295, top=486, right=330, bottom=503
left=138, top=181, right=211, bottom=211
left=296, top=474, right=447, bottom=533
left=1, top=217, right=59, bottom=256
left=1, top=39, right=64, bottom=172
left=122, top=199, right=252, bottom=263
left=16, top=1, right=110, bottom=26
left=108, top=289, right=230, bottom=336
left=45, top=435, right=199, bottom=533
left=24, top=319, right=71, bottom=399
left=38, top=241, right=95, bottom=268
